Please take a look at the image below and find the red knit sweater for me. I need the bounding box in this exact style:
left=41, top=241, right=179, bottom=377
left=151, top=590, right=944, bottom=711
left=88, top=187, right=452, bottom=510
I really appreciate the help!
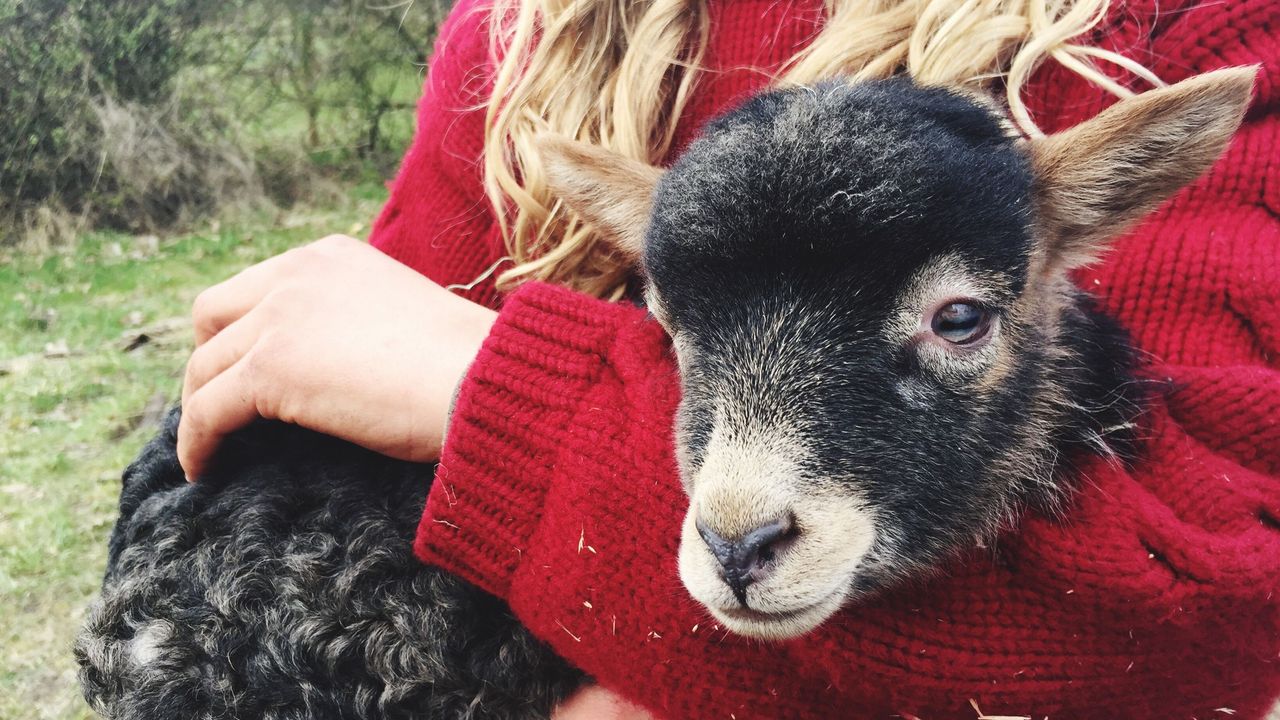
left=369, top=1, right=1280, bottom=717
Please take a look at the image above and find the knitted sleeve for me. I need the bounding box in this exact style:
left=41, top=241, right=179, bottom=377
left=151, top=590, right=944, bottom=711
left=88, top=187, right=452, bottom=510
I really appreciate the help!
left=366, top=0, right=503, bottom=308
left=414, top=2, right=1280, bottom=717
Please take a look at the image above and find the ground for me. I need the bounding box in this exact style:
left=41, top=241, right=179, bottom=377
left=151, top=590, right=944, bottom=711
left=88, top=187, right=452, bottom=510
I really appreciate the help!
left=0, top=189, right=385, bottom=719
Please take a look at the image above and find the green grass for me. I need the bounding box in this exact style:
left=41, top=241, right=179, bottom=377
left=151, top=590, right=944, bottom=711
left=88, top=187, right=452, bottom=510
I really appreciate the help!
left=0, top=190, right=386, bottom=719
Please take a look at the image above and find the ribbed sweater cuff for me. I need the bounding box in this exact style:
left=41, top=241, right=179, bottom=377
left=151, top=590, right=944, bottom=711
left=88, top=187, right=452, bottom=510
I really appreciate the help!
left=412, top=282, right=625, bottom=598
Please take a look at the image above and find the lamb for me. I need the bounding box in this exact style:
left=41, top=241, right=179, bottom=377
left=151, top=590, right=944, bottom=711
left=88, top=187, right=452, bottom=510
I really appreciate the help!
left=77, top=68, right=1253, bottom=717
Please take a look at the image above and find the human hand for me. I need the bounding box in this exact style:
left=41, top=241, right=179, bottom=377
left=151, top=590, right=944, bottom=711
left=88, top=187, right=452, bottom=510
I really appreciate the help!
left=178, top=234, right=497, bottom=480
left=553, top=685, right=656, bottom=720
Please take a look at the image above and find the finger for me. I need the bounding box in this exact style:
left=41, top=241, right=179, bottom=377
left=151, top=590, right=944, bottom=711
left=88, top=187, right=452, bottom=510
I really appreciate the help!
left=192, top=249, right=300, bottom=345
left=182, top=306, right=268, bottom=406
left=191, top=235, right=364, bottom=345
left=178, top=356, right=261, bottom=482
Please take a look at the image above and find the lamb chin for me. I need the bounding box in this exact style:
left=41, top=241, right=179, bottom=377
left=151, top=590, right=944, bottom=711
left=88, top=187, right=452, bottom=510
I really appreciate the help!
left=708, top=586, right=848, bottom=640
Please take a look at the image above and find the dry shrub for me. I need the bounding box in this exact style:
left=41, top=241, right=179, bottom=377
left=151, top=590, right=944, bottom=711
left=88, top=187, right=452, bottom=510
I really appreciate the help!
left=89, top=94, right=269, bottom=234
left=16, top=202, right=88, bottom=253
left=251, top=143, right=346, bottom=212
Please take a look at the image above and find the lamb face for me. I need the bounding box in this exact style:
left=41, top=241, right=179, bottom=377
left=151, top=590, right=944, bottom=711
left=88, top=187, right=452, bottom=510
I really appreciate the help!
left=540, top=69, right=1254, bottom=639
left=652, top=81, right=1048, bottom=638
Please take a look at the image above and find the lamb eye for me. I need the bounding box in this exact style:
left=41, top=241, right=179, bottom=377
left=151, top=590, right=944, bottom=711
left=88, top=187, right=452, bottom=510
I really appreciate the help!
left=930, top=302, right=990, bottom=345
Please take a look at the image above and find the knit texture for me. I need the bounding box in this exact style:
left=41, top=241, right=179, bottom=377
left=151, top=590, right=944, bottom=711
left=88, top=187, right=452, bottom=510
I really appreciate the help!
left=369, top=1, right=1280, bottom=717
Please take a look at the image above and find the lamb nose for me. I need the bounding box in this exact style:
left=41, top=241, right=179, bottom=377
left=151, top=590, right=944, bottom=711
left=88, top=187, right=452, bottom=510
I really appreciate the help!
left=696, top=517, right=793, bottom=602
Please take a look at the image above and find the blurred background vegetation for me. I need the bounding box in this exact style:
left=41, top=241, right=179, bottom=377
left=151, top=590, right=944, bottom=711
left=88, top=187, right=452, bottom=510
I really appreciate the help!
left=1, top=1, right=452, bottom=716
left=2, top=0, right=451, bottom=246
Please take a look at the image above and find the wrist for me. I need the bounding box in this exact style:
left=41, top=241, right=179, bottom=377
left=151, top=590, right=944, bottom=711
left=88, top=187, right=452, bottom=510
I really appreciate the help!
left=432, top=297, right=497, bottom=456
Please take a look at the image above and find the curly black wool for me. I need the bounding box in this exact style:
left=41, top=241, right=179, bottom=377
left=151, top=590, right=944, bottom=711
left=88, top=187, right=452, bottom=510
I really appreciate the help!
left=76, top=409, right=581, bottom=720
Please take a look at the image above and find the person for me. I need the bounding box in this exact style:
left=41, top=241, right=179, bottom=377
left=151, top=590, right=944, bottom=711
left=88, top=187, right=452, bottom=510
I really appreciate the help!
left=176, top=0, right=1280, bottom=717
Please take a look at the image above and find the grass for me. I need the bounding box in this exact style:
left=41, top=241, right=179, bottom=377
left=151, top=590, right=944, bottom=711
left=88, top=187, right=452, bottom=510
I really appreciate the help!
left=0, top=188, right=387, bottom=719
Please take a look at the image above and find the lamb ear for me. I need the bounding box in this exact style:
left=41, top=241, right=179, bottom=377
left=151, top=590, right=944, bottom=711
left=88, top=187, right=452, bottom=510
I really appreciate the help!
left=536, top=135, right=664, bottom=261
left=1028, top=66, right=1256, bottom=270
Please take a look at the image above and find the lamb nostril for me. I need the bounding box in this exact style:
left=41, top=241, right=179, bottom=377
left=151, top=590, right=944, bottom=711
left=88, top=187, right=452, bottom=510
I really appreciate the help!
left=738, top=518, right=793, bottom=570
left=695, top=516, right=794, bottom=603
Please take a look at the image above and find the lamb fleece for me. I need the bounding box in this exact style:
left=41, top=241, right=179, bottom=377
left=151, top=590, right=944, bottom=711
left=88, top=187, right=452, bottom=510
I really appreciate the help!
left=369, top=0, right=1280, bottom=716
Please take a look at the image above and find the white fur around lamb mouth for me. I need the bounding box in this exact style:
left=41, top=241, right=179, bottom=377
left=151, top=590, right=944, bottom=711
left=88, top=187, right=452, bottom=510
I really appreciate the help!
left=714, top=586, right=845, bottom=627
left=709, top=594, right=842, bottom=639
left=718, top=604, right=816, bottom=624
